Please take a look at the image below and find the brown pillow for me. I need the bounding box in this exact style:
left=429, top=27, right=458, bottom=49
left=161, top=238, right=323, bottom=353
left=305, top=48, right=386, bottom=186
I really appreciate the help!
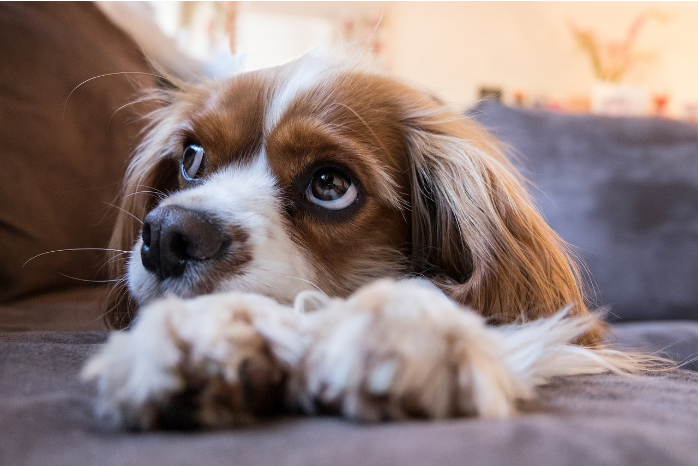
left=0, top=3, right=155, bottom=301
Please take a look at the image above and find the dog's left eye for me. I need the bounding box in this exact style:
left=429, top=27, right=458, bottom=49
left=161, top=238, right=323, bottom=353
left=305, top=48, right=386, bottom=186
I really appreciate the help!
left=182, top=144, right=205, bottom=180
left=307, top=168, right=358, bottom=210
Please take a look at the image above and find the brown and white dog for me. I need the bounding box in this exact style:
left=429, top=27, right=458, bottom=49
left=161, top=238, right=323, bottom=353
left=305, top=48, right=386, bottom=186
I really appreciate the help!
left=83, top=49, right=649, bottom=430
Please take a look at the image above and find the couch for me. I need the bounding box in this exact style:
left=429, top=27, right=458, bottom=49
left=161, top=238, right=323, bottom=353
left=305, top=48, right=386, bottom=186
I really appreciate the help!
left=2, top=4, right=698, bottom=466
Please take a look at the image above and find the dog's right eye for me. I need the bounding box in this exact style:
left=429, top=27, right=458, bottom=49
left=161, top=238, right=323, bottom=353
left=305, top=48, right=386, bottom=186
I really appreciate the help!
left=182, top=144, right=205, bottom=180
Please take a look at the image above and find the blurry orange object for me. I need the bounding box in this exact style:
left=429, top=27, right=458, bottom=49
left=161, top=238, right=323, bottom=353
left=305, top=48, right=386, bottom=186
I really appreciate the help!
left=653, top=94, right=669, bottom=117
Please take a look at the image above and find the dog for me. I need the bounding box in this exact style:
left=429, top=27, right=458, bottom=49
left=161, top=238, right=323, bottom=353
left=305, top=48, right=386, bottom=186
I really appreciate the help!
left=83, top=49, right=653, bottom=430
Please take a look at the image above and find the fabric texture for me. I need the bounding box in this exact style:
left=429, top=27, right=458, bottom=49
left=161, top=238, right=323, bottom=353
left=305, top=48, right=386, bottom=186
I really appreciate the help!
left=473, top=102, right=698, bottom=322
left=0, top=287, right=109, bottom=332
left=2, top=6, right=697, bottom=464
left=1, top=325, right=698, bottom=466
left=0, top=2, right=154, bottom=302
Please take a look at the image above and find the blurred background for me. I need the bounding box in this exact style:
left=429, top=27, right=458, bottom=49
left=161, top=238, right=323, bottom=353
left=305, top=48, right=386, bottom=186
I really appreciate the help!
left=142, top=1, right=698, bottom=120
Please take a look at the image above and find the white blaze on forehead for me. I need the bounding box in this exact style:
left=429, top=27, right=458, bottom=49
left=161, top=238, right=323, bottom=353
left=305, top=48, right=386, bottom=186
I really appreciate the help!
left=264, top=57, right=331, bottom=134
left=262, top=48, right=377, bottom=134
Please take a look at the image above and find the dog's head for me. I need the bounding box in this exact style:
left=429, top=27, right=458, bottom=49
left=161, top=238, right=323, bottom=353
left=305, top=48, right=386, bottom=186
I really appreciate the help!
left=108, top=51, right=593, bottom=341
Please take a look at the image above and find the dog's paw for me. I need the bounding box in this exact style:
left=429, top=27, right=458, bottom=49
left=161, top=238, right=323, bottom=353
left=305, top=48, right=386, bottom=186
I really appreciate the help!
left=82, top=293, right=303, bottom=430
left=294, top=280, right=530, bottom=421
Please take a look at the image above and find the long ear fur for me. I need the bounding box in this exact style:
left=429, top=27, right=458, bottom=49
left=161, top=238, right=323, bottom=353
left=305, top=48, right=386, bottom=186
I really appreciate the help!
left=105, top=87, right=185, bottom=329
left=401, top=96, right=603, bottom=345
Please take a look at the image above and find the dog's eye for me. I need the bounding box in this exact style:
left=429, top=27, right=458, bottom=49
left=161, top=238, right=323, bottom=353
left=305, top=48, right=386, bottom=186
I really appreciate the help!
left=307, top=168, right=358, bottom=210
left=182, top=144, right=205, bottom=180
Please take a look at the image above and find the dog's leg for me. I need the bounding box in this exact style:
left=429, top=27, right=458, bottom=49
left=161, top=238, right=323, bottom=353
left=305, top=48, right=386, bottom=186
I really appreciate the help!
left=82, top=293, right=305, bottom=430
left=293, top=279, right=643, bottom=421
left=84, top=281, right=654, bottom=428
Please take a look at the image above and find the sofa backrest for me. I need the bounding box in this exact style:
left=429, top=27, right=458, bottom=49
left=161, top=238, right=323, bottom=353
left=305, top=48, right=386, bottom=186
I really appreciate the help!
left=474, top=102, right=698, bottom=321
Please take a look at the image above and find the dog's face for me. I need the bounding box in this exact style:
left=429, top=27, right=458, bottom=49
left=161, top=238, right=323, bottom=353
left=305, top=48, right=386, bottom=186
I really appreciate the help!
left=109, top=51, right=591, bottom=338
left=126, top=60, right=414, bottom=306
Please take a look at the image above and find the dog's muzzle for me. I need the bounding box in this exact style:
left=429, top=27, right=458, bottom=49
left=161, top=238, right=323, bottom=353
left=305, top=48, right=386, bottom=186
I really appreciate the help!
left=140, top=205, right=229, bottom=280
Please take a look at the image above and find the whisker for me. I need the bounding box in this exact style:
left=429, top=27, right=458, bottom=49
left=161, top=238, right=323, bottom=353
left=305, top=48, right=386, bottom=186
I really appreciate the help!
left=91, top=279, right=129, bottom=327
left=58, top=273, right=122, bottom=283
left=63, top=71, right=170, bottom=119
left=104, top=202, right=143, bottom=225
left=108, top=250, right=131, bottom=260
left=139, top=184, right=168, bottom=198
left=333, top=102, right=393, bottom=160
left=121, top=185, right=169, bottom=204
left=283, top=276, right=326, bottom=294
left=105, top=279, right=126, bottom=309
left=367, top=10, right=384, bottom=43
left=96, top=251, right=131, bottom=274
left=23, top=248, right=130, bottom=267
left=123, top=293, right=137, bottom=330
left=107, top=100, right=140, bottom=132
left=122, top=189, right=164, bottom=200
left=109, top=283, right=130, bottom=327
left=89, top=303, right=116, bottom=328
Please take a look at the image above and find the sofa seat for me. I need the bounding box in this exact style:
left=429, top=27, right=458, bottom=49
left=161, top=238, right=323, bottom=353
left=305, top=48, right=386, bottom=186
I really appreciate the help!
left=2, top=290, right=698, bottom=466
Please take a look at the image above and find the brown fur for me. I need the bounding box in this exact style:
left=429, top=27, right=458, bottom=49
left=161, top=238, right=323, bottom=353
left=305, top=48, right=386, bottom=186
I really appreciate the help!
left=106, top=56, right=602, bottom=345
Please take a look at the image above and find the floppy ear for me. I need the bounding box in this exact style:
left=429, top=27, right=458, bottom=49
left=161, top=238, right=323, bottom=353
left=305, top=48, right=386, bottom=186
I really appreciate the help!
left=401, top=97, right=603, bottom=345
left=105, top=95, right=182, bottom=329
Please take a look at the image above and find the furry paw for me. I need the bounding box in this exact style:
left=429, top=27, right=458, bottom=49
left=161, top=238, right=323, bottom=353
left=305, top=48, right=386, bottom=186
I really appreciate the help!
left=82, top=293, right=303, bottom=429
left=294, top=280, right=530, bottom=421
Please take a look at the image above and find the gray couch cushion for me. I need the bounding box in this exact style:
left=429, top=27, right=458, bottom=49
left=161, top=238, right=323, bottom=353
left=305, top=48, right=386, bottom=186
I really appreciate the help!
left=473, top=103, right=698, bottom=321
left=611, top=320, right=698, bottom=371
left=2, top=325, right=698, bottom=466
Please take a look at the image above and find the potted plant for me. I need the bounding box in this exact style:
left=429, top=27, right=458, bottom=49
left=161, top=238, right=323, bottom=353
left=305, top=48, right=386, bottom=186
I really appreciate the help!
left=569, top=10, right=666, bottom=116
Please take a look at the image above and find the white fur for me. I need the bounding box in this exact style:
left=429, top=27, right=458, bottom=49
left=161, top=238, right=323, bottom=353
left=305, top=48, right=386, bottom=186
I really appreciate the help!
left=89, top=45, right=657, bottom=427
left=84, top=280, right=647, bottom=427
left=126, top=50, right=398, bottom=309
left=264, top=57, right=329, bottom=133
left=83, top=292, right=303, bottom=428
left=126, top=155, right=314, bottom=306
left=264, top=48, right=378, bottom=134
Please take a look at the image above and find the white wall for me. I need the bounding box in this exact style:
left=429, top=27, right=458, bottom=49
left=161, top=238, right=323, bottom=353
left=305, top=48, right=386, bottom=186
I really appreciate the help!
left=384, top=2, right=698, bottom=115
left=152, top=1, right=698, bottom=117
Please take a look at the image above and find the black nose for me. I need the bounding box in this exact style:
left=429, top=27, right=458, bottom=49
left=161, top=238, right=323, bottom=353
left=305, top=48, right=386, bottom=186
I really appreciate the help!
left=140, top=205, right=228, bottom=280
